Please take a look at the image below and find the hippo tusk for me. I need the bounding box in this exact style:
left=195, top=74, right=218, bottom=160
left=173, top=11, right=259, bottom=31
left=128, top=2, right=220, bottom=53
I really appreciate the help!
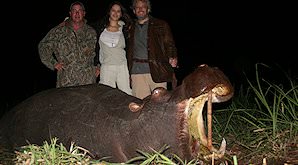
left=207, top=91, right=213, bottom=150
left=205, top=138, right=226, bottom=160
left=219, top=138, right=226, bottom=155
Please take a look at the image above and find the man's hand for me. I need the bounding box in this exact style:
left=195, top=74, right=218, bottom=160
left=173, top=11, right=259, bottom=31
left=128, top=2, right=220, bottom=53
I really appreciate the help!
left=95, top=67, right=100, bottom=77
left=54, top=63, right=64, bottom=71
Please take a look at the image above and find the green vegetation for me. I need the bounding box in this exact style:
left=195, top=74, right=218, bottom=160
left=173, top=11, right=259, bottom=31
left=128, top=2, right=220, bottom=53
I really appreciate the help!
left=13, top=138, right=102, bottom=165
left=213, top=63, right=297, bottom=164
left=1, top=63, right=297, bottom=164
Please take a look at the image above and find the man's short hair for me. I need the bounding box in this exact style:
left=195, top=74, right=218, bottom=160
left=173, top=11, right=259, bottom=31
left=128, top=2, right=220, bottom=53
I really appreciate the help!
left=131, top=0, right=151, bottom=12
left=70, top=1, right=85, bottom=11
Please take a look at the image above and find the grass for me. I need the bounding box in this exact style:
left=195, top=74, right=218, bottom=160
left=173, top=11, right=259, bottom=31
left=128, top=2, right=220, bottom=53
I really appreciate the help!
left=213, top=63, right=297, bottom=164
left=1, top=63, right=297, bottom=164
left=2, top=141, right=199, bottom=165
left=5, top=137, right=102, bottom=165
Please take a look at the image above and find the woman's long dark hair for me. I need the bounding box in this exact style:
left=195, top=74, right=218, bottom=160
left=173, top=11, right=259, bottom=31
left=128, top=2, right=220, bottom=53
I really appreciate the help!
left=93, top=1, right=133, bottom=66
left=97, top=1, right=132, bottom=36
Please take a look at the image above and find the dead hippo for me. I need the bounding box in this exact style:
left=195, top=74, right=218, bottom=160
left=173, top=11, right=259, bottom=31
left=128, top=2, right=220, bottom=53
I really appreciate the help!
left=0, top=64, right=234, bottom=163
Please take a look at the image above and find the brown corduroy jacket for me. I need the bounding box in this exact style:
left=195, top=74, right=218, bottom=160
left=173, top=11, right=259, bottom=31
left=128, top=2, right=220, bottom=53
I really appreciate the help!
left=126, top=16, right=178, bottom=83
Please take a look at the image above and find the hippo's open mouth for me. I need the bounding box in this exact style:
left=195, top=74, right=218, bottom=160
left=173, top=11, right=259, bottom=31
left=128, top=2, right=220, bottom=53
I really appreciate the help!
left=128, top=64, right=233, bottom=162
left=185, top=84, right=232, bottom=161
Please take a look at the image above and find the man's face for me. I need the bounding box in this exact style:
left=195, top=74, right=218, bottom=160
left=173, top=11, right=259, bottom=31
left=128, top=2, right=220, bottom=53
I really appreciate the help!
left=69, top=4, right=85, bottom=23
left=133, top=1, right=149, bottom=20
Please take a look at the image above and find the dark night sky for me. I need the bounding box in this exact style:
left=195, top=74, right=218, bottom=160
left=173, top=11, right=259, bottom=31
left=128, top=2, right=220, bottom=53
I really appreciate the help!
left=1, top=0, right=297, bottom=115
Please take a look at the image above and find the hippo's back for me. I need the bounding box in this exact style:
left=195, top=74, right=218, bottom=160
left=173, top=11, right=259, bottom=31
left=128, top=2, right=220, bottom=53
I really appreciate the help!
left=0, top=84, right=140, bottom=151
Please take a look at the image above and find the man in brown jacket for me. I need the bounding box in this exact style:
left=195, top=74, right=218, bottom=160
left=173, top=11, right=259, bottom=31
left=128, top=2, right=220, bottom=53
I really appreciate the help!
left=127, top=0, right=178, bottom=99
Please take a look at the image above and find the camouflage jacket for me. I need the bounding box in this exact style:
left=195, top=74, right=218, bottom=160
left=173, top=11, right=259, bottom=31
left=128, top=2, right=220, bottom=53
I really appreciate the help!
left=38, top=19, right=97, bottom=88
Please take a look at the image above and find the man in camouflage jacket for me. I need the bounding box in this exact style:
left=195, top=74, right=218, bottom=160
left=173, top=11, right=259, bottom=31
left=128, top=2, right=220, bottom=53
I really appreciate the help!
left=38, top=1, right=98, bottom=88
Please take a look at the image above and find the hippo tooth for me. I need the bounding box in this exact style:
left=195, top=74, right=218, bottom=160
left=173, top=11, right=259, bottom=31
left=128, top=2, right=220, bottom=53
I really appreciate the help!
left=211, top=84, right=234, bottom=103
left=219, top=138, right=226, bottom=155
left=203, top=138, right=226, bottom=160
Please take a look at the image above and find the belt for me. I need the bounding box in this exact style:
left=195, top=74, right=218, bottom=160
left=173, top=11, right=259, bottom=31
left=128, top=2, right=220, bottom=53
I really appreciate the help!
left=133, top=58, right=150, bottom=63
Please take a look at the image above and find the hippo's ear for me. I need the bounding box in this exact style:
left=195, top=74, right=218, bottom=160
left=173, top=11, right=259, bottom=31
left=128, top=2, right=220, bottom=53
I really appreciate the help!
left=128, top=102, right=143, bottom=112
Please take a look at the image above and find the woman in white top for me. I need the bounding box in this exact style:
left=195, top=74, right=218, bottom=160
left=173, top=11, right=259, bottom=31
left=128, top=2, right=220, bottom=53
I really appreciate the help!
left=94, top=1, right=132, bottom=95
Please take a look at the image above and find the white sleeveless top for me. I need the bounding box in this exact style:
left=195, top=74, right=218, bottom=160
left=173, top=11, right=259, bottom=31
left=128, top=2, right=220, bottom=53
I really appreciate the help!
left=99, top=21, right=127, bottom=65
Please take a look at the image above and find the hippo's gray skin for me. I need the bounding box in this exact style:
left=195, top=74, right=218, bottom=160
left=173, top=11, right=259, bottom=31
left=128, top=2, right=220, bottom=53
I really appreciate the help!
left=0, top=64, right=234, bottom=163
